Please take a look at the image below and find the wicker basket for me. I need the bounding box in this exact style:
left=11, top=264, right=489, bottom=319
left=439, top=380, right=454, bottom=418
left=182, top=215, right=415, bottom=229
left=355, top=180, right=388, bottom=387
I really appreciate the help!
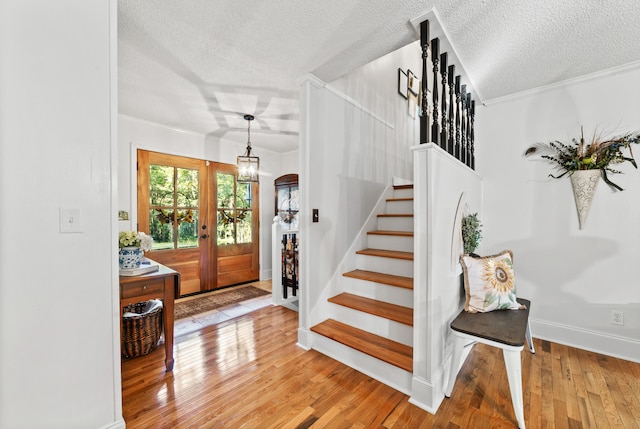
left=121, top=300, right=163, bottom=358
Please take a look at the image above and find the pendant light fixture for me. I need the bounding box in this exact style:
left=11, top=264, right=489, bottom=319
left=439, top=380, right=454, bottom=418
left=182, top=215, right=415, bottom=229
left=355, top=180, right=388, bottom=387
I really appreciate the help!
left=237, top=114, right=260, bottom=182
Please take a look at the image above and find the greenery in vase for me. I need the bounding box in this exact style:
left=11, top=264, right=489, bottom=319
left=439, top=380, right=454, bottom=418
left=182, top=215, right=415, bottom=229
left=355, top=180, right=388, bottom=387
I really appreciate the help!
left=119, top=231, right=153, bottom=251
left=524, top=127, right=640, bottom=191
left=462, top=213, right=482, bottom=254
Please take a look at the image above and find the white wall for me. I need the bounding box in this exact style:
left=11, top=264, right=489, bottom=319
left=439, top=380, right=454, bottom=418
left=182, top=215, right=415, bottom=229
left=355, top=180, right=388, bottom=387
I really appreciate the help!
left=118, top=115, right=285, bottom=281
left=299, top=41, right=422, bottom=337
left=476, top=63, right=640, bottom=361
left=0, top=1, right=123, bottom=428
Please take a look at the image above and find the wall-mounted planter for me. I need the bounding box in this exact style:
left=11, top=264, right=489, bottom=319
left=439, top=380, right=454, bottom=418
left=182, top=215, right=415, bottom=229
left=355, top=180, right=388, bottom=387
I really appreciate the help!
left=570, top=170, right=600, bottom=229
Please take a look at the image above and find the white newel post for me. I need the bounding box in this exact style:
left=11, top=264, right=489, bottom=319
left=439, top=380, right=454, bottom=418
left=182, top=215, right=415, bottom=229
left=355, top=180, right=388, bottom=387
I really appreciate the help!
left=409, top=143, right=439, bottom=412
left=271, top=217, right=301, bottom=311
left=409, top=143, right=483, bottom=414
left=272, top=217, right=283, bottom=306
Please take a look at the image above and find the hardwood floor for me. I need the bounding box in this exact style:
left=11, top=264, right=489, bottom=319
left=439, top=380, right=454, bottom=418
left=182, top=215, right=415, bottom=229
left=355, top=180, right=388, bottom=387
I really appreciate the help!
left=122, top=305, right=640, bottom=428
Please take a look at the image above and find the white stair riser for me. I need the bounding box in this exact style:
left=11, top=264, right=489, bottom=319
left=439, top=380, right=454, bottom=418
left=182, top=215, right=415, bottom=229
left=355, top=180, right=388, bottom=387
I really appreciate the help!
left=310, top=333, right=413, bottom=395
left=341, top=276, right=413, bottom=308
left=377, top=216, right=414, bottom=232
left=393, top=188, right=414, bottom=199
left=329, top=303, right=413, bottom=346
left=386, top=200, right=413, bottom=214
left=368, top=234, right=413, bottom=253
left=356, top=254, right=413, bottom=278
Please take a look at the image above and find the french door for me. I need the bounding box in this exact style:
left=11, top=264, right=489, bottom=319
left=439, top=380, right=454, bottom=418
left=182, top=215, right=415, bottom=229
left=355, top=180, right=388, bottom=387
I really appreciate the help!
left=214, top=163, right=260, bottom=287
left=137, top=150, right=259, bottom=296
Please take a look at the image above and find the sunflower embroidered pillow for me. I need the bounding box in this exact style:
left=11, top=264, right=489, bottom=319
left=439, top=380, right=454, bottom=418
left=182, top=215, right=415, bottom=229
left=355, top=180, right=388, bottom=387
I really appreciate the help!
left=460, top=250, right=526, bottom=313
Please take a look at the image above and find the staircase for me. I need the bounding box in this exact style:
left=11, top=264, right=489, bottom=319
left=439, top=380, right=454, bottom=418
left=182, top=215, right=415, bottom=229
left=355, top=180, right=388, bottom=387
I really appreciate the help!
left=310, top=184, right=414, bottom=392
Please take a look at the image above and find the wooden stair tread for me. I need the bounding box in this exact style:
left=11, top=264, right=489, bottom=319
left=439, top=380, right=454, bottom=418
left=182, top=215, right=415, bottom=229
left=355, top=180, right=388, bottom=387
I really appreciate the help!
left=393, top=184, right=413, bottom=190
left=328, top=292, right=413, bottom=326
left=377, top=213, right=413, bottom=218
left=386, top=197, right=413, bottom=202
left=343, top=269, right=413, bottom=289
left=311, top=319, right=413, bottom=372
left=367, top=230, right=413, bottom=237
left=356, top=248, right=413, bottom=260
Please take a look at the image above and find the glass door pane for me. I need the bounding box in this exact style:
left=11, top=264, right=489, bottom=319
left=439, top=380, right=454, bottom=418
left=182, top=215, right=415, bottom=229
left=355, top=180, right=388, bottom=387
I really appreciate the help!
left=216, top=172, right=253, bottom=246
left=148, top=164, right=200, bottom=250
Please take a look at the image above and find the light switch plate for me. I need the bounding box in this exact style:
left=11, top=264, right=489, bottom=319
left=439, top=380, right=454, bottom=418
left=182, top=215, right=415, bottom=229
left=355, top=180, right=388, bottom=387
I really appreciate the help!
left=60, top=208, right=83, bottom=233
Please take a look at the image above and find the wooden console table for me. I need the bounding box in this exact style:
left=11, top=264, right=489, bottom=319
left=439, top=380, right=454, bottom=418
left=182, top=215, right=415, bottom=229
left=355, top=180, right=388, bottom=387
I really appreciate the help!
left=119, top=261, right=180, bottom=371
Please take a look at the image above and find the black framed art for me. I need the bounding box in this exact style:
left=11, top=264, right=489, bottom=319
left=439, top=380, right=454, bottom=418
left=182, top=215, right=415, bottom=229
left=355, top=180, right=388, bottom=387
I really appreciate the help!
left=398, top=68, right=408, bottom=99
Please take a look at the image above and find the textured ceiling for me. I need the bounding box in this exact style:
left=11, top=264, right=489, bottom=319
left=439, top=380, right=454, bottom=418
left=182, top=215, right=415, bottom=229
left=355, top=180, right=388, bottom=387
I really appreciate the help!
left=118, top=0, right=640, bottom=153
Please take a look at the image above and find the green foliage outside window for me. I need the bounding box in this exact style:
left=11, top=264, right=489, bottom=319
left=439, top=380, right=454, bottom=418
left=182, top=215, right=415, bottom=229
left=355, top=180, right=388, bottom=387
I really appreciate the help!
left=149, top=164, right=199, bottom=250
left=216, top=173, right=252, bottom=246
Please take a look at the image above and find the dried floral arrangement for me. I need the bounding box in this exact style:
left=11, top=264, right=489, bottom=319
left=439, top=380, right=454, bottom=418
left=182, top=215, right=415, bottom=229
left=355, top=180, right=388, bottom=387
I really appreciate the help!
left=524, top=127, right=640, bottom=191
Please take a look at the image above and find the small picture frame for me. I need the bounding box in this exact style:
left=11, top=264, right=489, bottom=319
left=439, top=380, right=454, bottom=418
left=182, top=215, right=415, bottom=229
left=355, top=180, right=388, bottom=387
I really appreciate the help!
left=397, top=68, right=408, bottom=99
left=407, top=69, right=419, bottom=96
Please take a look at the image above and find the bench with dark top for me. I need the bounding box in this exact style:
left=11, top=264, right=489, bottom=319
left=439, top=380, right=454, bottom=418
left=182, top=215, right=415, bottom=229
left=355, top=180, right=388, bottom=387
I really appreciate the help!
left=445, top=298, right=534, bottom=429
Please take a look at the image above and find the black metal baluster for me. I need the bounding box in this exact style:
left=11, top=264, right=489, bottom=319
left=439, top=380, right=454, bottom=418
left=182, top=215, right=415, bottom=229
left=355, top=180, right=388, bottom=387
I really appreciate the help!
left=460, top=84, right=467, bottom=165
left=466, top=93, right=472, bottom=168
left=455, top=75, right=461, bottom=161
left=447, top=65, right=455, bottom=156
left=292, top=233, right=298, bottom=297
left=470, top=100, right=476, bottom=170
left=420, top=20, right=430, bottom=144
left=431, top=38, right=440, bottom=146
left=281, top=234, right=288, bottom=299
left=440, top=52, right=448, bottom=151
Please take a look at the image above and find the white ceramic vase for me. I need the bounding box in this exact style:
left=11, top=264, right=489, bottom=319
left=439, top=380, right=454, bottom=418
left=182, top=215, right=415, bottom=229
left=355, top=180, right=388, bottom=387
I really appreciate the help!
left=570, top=169, right=600, bottom=229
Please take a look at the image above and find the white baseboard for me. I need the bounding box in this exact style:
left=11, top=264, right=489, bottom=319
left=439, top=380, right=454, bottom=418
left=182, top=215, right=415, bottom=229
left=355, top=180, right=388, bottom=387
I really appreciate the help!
left=99, top=419, right=126, bottom=429
left=297, top=327, right=311, bottom=350
left=530, top=318, right=640, bottom=363
left=260, top=269, right=272, bottom=281
left=409, top=376, right=444, bottom=414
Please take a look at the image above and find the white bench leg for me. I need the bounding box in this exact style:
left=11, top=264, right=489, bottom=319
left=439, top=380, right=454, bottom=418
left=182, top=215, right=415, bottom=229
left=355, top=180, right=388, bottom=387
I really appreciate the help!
left=526, top=321, right=535, bottom=354
left=503, top=349, right=526, bottom=429
left=445, top=335, right=467, bottom=397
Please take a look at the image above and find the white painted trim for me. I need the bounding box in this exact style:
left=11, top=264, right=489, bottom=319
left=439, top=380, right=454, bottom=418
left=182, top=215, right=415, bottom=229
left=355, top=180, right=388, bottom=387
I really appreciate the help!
left=119, top=114, right=208, bottom=137
left=99, top=420, right=126, bottom=429
left=411, top=142, right=483, bottom=180
left=411, top=143, right=432, bottom=383
left=297, top=327, right=312, bottom=350
left=323, top=83, right=395, bottom=129
left=297, top=73, right=326, bottom=89
left=260, top=268, right=272, bottom=281
left=392, top=176, right=413, bottom=186
left=300, top=74, right=394, bottom=129
left=409, top=7, right=483, bottom=104
left=530, top=318, right=640, bottom=364
left=409, top=377, right=443, bottom=414
left=484, top=59, right=640, bottom=106
left=297, top=77, right=313, bottom=342
left=109, top=0, right=124, bottom=425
